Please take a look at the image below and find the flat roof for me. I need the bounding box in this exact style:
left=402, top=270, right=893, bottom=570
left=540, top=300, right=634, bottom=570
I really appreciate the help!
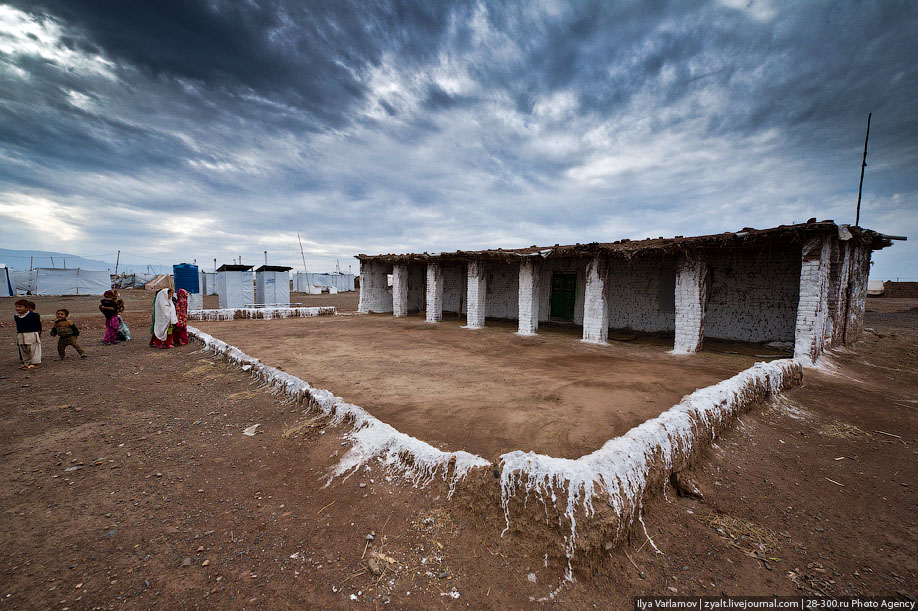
left=255, top=265, right=292, bottom=272
left=216, top=264, right=253, bottom=272
left=358, top=220, right=900, bottom=263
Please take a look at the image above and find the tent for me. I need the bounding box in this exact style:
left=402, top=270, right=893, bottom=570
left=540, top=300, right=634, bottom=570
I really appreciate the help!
left=294, top=272, right=355, bottom=293
left=216, top=264, right=254, bottom=308
left=11, top=268, right=110, bottom=295
left=867, top=280, right=885, bottom=296
left=0, top=267, right=13, bottom=297
left=13, top=269, right=37, bottom=294
left=256, top=265, right=291, bottom=305
left=144, top=274, right=174, bottom=291
left=199, top=271, right=218, bottom=295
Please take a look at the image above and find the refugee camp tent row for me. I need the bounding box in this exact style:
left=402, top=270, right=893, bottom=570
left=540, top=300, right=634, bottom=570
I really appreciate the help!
left=293, top=272, right=355, bottom=293
left=0, top=267, right=13, bottom=297
left=112, top=273, right=158, bottom=289
left=9, top=268, right=110, bottom=295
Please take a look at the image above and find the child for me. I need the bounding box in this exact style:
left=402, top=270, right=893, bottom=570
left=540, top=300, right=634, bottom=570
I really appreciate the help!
left=14, top=299, right=41, bottom=369
left=99, top=290, right=120, bottom=344
left=174, top=288, right=189, bottom=346
left=50, top=308, right=86, bottom=359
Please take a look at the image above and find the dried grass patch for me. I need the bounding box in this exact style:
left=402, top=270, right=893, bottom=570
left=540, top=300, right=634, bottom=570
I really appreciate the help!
left=227, top=390, right=259, bottom=400
left=819, top=420, right=870, bottom=440
left=700, top=513, right=781, bottom=553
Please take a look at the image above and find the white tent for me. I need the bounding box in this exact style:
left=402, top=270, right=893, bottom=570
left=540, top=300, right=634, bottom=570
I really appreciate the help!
left=199, top=271, right=218, bottom=295
left=255, top=265, right=291, bottom=305
left=13, top=269, right=37, bottom=294
left=0, top=267, right=13, bottom=297
left=294, top=272, right=355, bottom=293
left=867, top=280, right=885, bottom=296
left=14, top=268, right=111, bottom=295
left=216, top=264, right=254, bottom=308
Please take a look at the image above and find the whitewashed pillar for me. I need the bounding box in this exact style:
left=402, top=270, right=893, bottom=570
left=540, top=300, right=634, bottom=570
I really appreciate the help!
left=673, top=253, right=708, bottom=354
left=465, top=260, right=486, bottom=329
left=794, top=236, right=832, bottom=365
left=844, top=243, right=871, bottom=345
left=425, top=263, right=443, bottom=323
left=582, top=257, right=609, bottom=344
left=392, top=263, right=408, bottom=317
left=517, top=259, right=540, bottom=335
left=357, top=261, right=393, bottom=314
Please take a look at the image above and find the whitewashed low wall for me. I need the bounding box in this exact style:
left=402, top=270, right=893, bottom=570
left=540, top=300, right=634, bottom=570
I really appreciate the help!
left=188, top=324, right=801, bottom=580
left=189, top=306, right=336, bottom=321
left=187, top=327, right=489, bottom=494
left=498, top=358, right=801, bottom=582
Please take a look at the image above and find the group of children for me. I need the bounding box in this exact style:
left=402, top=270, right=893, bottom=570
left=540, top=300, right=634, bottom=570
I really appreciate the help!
left=12, top=289, right=132, bottom=369
left=12, top=287, right=192, bottom=369
left=14, top=300, right=85, bottom=368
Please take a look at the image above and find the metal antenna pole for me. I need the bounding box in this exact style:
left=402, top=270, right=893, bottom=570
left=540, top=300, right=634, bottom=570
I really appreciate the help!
left=855, top=112, right=871, bottom=226
left=297, top=233, right=308, bottom=275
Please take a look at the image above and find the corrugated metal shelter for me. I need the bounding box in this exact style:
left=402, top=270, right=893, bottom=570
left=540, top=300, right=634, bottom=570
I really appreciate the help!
left=255, top=265, right=292, bottom=305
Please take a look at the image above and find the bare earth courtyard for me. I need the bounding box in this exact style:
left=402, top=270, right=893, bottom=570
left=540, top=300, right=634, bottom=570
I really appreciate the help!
left=0, top=291, right=914, bottom=608
left=193, top=314, right=777, bottom=460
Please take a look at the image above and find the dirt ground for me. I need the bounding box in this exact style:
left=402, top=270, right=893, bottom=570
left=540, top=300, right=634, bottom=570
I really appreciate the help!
left=201, top=291, right=361, bottom=311
left=192, top=314, right=777, bottom=460
left=0, top=294, right=915, bottom=609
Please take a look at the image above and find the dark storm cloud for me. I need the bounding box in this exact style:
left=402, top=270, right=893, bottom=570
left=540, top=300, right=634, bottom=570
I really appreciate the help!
left=11, top=0, right=463, bottom=125
left=1, top=1, right=916, bottom=277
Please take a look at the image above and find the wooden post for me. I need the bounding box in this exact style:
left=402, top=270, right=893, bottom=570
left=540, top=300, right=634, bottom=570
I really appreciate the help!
left=855, top=112, right=871, bottom=226
left=115, top=250, right=121, bottom=274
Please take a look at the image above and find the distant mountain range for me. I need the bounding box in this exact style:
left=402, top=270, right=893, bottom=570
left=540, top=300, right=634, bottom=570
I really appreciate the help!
left=0, top=249, right=171, bottom=274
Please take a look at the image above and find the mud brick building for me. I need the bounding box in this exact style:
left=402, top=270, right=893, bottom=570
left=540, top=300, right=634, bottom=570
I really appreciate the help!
left=357, top=221, right=901, bottom=365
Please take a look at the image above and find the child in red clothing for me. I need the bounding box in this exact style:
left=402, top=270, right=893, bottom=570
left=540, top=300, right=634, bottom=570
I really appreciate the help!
left=174, top=289, right=189, bottom=346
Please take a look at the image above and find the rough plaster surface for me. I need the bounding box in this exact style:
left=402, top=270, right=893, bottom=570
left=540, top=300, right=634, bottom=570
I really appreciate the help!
left=466, top=261, right=486, bottom=329
left=582, top=257, right=610, bottom=343
left=794, top=237, right=831, bottom=365
left=705, top=248, right=800, bottom=342
left=392, top=264, right=408, bottom=317
left=606, top=257, right=677, bottom=332
left=442, top=263, right=466, bottom=315
left=485, top=261, right=520, bottom=320
left=425, top=263, right=443, bottom=323
left=517, top=259, right=540, bottom=335
left=358, top=260, right=392, bottom=314
left=673, top=254, right=707, bottom=353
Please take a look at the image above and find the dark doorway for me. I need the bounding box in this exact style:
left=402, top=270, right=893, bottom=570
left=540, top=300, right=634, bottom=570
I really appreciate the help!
left=550, top=272, right=576, bottom=322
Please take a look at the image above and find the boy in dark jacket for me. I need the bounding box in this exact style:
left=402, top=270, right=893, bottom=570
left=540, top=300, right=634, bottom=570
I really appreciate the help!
left=50, top=308, right=86, bottom=359
left=14, top=299, right=42, bottom=368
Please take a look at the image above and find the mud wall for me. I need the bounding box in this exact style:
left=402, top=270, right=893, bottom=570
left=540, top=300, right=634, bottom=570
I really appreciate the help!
left=442, top=263, right=467, bottom=315
left=357, top=260, right=393, bottom=313
left=406, top=264, right=426, bottom=312
left=881, top=281, right=918, bottom=298
left=706, top=247, right=801, bottom=342
left=605, top=256, right=677, bottom=332
left=485, top=261, right=520, bottom=320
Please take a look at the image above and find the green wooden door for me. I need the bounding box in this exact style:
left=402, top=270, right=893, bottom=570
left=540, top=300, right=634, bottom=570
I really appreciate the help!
left=550, top=273, right=576, bottom=321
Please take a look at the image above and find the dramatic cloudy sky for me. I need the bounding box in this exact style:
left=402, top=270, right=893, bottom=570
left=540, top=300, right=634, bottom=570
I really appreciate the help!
left=1, top=1, right=915, bottom=278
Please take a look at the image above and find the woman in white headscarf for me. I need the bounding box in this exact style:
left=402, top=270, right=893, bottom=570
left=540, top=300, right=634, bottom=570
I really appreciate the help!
left=149, top=288, right=178, bottom=349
